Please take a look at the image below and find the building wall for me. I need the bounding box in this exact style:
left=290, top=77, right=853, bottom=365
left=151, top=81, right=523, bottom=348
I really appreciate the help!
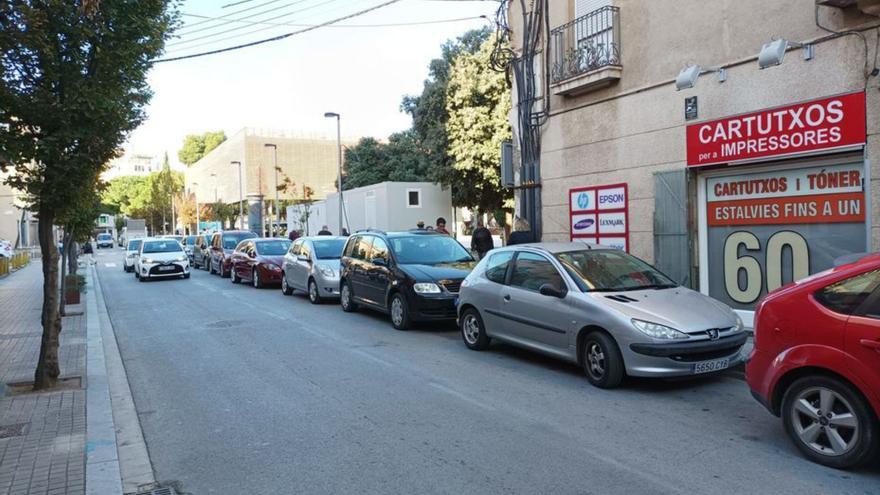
left=510, top=0, right=880, bottom=262
left=322, top=182, right=453, bottom=234
left=184, top=128, right=350, bottom=208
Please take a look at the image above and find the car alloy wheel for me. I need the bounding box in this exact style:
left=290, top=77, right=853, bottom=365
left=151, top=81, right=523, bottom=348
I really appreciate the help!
left=782, top=376, right=878, bottom=468
left=253, top=268, right=261, bottom=288
left=460, top=308, right=490, bottom=350
left=308, top=279, right=321, bottom=304
left=340, top=281, right=357, bottom=312
left=389, top=293, right=410, bottom=330
left=581, top=331, right=624, bottom=389
left=231, top=268, right=240, bottom=284
left=281, top=273, right=293, bottom=295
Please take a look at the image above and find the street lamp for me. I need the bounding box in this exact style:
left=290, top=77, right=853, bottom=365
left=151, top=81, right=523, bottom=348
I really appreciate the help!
left=210, top=173, right=218, bottom=202
left=264, top=143, right=279, bottom=237
left=231, top=160, right=243, bottom=228
left=324, top=112, right=343, bottom=234
left=191, top=182, right=200, bottom=234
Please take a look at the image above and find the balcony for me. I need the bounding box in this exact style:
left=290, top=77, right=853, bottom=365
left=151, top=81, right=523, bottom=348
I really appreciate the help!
left=549, top=6, right=621, bottom=96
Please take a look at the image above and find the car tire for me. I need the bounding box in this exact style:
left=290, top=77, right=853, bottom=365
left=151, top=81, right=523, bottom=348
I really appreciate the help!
left=781, top=375, right=879, bottom=469
left=308, top=278, right=322, bottom=305
left=340, top=280, right=358, bottom=312
left=281, top=273, right=294, bottom=295
left=209, top=259, right=216, bottom=274
left=203, top=258, right=210, bottom=271
left=253, top=268, right=262, bottom=288
left=460, top=307, right=490, bottom=350
left=221, top=263, right=230, bottom=278
left=231, top=268, right=240, bottom=284
left=582, top=331, right=625, bottom=389
left=389, top=292, right=411, bottom=331
left=138, top=274, right=146, bottom=282
left=183, top=273, right=190, bottom=279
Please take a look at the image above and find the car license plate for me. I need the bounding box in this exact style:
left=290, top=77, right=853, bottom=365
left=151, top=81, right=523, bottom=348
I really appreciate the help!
left=158, top=266, right=175, bottom=272
left=692, top=358, right=729, bottom=374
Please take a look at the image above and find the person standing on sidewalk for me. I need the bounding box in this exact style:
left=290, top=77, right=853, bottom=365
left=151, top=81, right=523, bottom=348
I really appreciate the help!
left=471, top=219, right=493, bottom=260
left=82, top=239, right=95, bottom=265
left=507, top=217, right=534, bottom=246
left=435, top=217, right=450, bottom=235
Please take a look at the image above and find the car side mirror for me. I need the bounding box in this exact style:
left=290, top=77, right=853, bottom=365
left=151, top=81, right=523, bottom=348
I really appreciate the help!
left=371, top=257, right=387, bottom=267
left=539, top=283, right=567, bottom=299
left=248, top=252, right=256, bottom=259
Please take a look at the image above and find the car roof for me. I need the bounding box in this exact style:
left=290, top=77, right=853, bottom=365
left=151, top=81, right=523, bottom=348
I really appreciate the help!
left=497, top=241, right=615, bottom=254
left=252, top=237, right=290, bottom=242
left=301, top=236, right=347, bottom=241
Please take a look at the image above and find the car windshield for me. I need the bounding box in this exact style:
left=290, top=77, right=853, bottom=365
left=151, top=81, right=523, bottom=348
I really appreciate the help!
left=97, top=234, right=111, bottom=240
left=555, top=249, right=676, bottom=292
left=223, top=232, right=256, bottom=250
left=142, top=240, right=183, bottom=254
left=127, top=239, right=142, bottom=251
left=313, top=239, right=347, bottom=260
left=256, top=240, right=291, bottom=256
left=390, top=235, right=473, bottom=265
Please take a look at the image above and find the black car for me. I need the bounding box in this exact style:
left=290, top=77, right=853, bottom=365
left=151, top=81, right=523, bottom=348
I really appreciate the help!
left=339, top=230, right=475, bottom=330
left=191, top=233, right=214, bottom=270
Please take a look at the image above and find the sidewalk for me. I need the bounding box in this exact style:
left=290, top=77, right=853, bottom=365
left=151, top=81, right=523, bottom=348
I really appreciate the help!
left=0, top=261, right=86, bottom=495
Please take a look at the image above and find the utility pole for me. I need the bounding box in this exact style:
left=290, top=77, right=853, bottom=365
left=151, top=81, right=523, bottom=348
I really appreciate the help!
left=192, top=182, right=200, bottom=234
left=231, top=160, right=243, bottom=229
left=264, top=143, right=279, bottom=237
left=324, top=112, right=343, bottom=234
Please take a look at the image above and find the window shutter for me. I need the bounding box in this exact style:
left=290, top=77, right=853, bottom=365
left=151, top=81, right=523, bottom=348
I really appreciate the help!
left=575, top=0, right=611, bottom=18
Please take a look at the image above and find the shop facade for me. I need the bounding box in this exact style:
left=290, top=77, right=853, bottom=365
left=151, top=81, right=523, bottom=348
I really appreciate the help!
left=507, top=0, right=880, bottom=322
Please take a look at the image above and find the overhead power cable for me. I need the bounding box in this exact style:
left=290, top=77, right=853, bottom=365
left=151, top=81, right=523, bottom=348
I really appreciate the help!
left=169, top=0, right=324, bottom=44
left=154, top=0, right=404, bottom=63
left=180, top=11, right=486, bottom=29
left=177, top=0, right=287, bottom=32
left=222, top=0, right=258, bottom=8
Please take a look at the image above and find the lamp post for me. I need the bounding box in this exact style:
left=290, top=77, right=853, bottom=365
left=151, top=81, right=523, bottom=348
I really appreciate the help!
left=324, top=112, right=343, bottom=234
left=264, top=143, right=279, bottom=237
left=191, top=182, right=200, bottom=234
left=210, top=173, right=218, bottom=202
left=231, top=160, right=243, bottom=229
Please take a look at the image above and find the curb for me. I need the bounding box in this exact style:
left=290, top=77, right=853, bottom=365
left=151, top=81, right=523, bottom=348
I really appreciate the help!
left=85, top=264, right=156, bottom=494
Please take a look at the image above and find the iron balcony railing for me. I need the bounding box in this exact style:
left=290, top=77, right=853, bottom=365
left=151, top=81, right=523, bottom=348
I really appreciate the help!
left=550, top=6, right=621, bottom=84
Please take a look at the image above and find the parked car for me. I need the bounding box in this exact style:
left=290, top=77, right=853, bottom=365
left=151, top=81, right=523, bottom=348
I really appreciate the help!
left=746, top=253, right=880, bottom=469
left=134, top=237, right=190, bottom=281
left=339, top=230, right=475, bottom=329
left=281, top=236, right=347, bottom=303
left=96, top=232, right=114, bottom=249
left=209, top=230, right=257, bottom=277
left=457, top=242, right=746, bottom=389
left=192, top=233, right=213, bottom=270
left=181, top=235, right=199, bottom=262
left=122, top=239, right=142, bottom=273
left=230, top=238, right=291, bottom=288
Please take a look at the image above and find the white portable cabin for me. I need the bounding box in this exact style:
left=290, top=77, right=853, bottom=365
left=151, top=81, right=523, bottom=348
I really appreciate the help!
left=287, top=182, right=453, bottom=235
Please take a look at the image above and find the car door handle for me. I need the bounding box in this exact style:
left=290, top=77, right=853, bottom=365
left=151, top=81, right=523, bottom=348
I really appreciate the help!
left=503, top=294, right=511, bottom=302
left=860, top=339, right=880, bottom=352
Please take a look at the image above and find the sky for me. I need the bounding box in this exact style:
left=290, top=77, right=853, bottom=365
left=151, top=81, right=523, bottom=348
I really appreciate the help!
left=125, top=0, right=499, bottom=168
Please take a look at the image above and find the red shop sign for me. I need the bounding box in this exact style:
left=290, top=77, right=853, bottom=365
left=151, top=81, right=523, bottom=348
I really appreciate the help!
left=686, top=92, right=866, bottom=167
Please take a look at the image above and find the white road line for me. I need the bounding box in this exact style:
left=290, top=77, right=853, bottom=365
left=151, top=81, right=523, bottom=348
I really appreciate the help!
left=104, top=263, right=117, bottom=267
left=428, top=382, right=495, bottom=411
left=349, top=348, right=394, bottom=368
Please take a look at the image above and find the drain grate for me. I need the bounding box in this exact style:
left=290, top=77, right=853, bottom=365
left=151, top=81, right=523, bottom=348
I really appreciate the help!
left=206, top=319, right=246, bottom=329
left=0, top=423, right=29, bottom=439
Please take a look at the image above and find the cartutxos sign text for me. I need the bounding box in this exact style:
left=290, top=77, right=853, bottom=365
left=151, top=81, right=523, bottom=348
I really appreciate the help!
left=686, top=92, right=866, bottom=167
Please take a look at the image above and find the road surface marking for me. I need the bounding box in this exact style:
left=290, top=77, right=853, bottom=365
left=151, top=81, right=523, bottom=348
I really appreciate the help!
left=104, top=263, right=117, bottom=267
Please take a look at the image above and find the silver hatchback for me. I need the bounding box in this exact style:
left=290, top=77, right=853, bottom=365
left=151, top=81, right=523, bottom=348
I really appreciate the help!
left=281, top=236, right=347, bottom=303
left=457, top=242, right=747, bottom=388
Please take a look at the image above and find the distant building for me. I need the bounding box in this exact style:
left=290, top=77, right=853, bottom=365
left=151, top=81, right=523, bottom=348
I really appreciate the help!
left=104, top=153, right=160, bottom=180
left=0, top=169, right=36, bottom=247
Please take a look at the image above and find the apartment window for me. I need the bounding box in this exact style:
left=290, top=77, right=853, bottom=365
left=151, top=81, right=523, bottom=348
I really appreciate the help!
left=406, top=189, right=422, bottom=208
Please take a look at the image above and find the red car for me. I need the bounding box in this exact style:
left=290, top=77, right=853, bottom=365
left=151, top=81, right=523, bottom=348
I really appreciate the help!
left=230, top=238, right=291, bottom=288
left=747, top=253, right=880, bottom=469
left=209, top=230, right=257, bottom=278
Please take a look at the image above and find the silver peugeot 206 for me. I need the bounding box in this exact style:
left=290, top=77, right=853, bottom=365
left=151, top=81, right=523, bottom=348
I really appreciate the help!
left=456, top=242, right=747, bottom=389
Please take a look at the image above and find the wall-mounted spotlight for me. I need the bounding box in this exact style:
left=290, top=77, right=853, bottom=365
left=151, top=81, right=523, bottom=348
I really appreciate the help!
left=674, top=64, right=727, bottom=91
left=758, top=38, right=815, bottom=69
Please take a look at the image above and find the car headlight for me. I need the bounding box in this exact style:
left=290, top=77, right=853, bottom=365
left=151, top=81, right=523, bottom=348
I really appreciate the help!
left=141, top=258, right=154, bottom=264
left=413, top=282, right=441, bottom=294
left=175, top=256, right=187, bottom=262
left=267, top=264, right=282, bottom=271
left=732, top=313, right=744, bottom=333
left=631, top=319, right=688, bottom=340
left=318, top=265, right=335, bottom=278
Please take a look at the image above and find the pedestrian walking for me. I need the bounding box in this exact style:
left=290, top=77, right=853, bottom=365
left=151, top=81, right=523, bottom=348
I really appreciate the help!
left=341, top=228, right=350, bottom=237
left=288, top=229, right=301, bottom=241
left=471, top=219, right=493, bottom=260
left=435, top=217, right=450, bottom=235
left=507, top=217, right=534, bottom=246
left=318, top=225, right=333, bottom=236
left=416, top=220, right=425, bottom=230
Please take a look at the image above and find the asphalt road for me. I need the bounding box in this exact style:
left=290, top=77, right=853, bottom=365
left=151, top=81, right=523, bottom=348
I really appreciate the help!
left=93, top=248, right=880, bottom=495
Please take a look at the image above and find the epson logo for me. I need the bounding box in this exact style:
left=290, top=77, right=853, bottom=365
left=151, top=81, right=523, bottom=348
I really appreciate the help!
left=599, top=193, right=625, bottom=204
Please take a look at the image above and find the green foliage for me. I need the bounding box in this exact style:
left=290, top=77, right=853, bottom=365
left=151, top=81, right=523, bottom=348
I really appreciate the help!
left=445, top=33, right=513, bottom=212
left=102, top=168, right=183, bottom=228
left=178, top=130, right=227, bottom=166
left=342, top=131, right=430, bottom=190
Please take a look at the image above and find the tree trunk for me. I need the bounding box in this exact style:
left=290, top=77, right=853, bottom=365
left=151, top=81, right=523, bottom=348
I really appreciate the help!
left=34, top=210, right=61, bottom=390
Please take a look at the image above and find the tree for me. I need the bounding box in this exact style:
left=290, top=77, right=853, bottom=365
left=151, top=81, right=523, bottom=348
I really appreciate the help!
left=178, top=130, right=226, bottom=166
left=0, top=1, right=177, bottom=389
left=342, top=131, right=431, bottom=190
left=444, top=33, right=512, bottom=213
